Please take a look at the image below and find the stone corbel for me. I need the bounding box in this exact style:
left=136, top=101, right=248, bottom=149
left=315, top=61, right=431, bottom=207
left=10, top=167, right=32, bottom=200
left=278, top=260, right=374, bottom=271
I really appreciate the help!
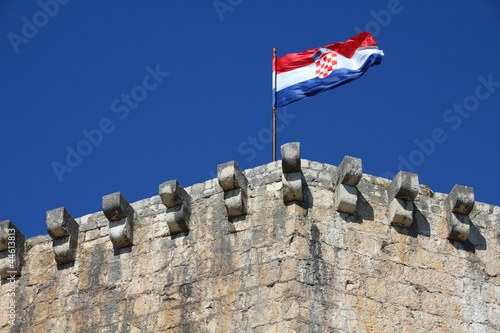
left=47, top=207, right=79, bottom=264
left=281, top=142, right=303, bottom=203
left=218, top=161, right=248, bottom=217
left=334, top=156, right=362, bottom=214
left=103, top=192, right=135, bottom=248
left=159, top=180, right=191, bottom=234
left=387, top=171, right=419, bottom=228
left=0, top=220, right=25, bottom=279
left=444, top=185, right=474, bottom=241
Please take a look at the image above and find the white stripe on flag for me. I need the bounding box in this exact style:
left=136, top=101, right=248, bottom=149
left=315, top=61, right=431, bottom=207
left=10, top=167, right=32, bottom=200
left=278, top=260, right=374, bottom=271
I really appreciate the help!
left=274, top=48, right=384, bottom=92
left=273, top=63, right=315, bottom=91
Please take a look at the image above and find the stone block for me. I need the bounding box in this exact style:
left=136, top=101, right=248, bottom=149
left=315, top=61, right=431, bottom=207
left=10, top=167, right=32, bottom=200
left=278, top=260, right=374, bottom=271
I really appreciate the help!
left=217, top=161, right=248, bottom=217
left=52, top=236, right=77, bottom=264
left=444, top=185, right=474, bottom=241
left=159, top=180, right=191, bottom=208
left=159, top=180, right=191, bottom=234
left=103, top=192, right=134, bottom=221
left=445, top=184, right=474, bottom=215
left=46, top=207, right=79, bottom=264
left=447, top=212, right=471, bottom=242
left=387, top=172, right=419, bottom=228
left=335, top=184, right=358, bottom=214
left=224, top=188, right=247, bottom=217
left=47, top=207, right=79, bottom=239
left=335, top=156, right=362, bottom=187
left=281, top=142, right=301, bottom=173
left=282, top=172, right=303, bottom=202
left=165, top=205, right=190, bottom=234
left=389, top=198, right=414, bottom=228
left=217, top=161, right=248, bottom=192
left=102, top=192, right=134, bottom=248
left=281, top=143, right=303, bottom=203
left=334, top=156, right=361, bottom=214
left=0, top=220, right=25, bottom=278
left=387, top=171, right=419, bottom=202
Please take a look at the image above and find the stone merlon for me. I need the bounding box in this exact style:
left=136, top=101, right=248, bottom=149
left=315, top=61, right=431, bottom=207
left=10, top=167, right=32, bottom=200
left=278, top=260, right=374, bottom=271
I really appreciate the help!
left=334, top=155, right=362, bottom=187
left=444, top=184, right=475, bottom=241
left=46, top=207, right=79, bottom=265
left=102, top=192, right=135, bottom=248
left=281, top=142, right=301, bottom=173
left=218, top=161, right=248, bottom=217
left=387, top=171, right=419, bottom=228
left=281, top=142, right=303, bottom=202
left=387, top=171, right=419, bottom=203
left=334, top=156, right=362, bottom=214
left=159, top=180, right=191, bottom=234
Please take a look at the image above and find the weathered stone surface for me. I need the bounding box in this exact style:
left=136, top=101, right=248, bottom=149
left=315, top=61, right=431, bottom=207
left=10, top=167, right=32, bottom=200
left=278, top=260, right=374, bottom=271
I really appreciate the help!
left=281, top=143, right=303, bottom=203
left=102, top=192, right=134, bottom=248
left=165, top=204, right=190, bottom=234
left=445, top=184, right=475, bottom=215
left=47, top=207, right=79, bottom=239
left=103, top=191, right=134, bottom=221
left=335, top=184, right=357, bottom=214
left=2, top=156, right=499, bottom=333
left=335, top=155, right=362, bottom=187
left=0, top=220, right=25, bottom=279
left=217, top=161, right=248, bottom=192
left=447, top=212, right=471, bottom=242
left=389, top=198, right=414, bottom=228
left=387, top=171, right=419, bottom=227
left=334, top=156, right=361, bottom=214
left=223, top=188, right=247, bottom=217
left=281, top=142, right=301, bottom=173
left=444, top=185, right=475, bottom=241
left=46, top=207, right=79, bottom=265
left=218, top=161, right=248, bottom=217
left=159, top=180, right=191, bottom=234
left=387, top=171, right=419, bottom=202
left=282, top=172, right=303, bottom=202
left=159, top=180, right=191, bottom=208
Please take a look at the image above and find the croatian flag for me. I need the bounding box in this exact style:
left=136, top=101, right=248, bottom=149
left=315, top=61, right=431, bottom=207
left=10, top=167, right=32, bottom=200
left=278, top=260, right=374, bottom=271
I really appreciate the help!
left=273, top=32, right=384, bottom=107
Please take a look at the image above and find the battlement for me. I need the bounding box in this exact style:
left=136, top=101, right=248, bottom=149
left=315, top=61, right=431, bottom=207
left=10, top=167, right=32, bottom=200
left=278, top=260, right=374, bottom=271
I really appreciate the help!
left=1, top=143, right=499, bottom=332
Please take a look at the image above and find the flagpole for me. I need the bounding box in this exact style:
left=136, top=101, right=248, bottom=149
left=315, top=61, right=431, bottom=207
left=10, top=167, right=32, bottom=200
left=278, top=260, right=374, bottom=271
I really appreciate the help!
left=273, top=48, right=277, bottom=162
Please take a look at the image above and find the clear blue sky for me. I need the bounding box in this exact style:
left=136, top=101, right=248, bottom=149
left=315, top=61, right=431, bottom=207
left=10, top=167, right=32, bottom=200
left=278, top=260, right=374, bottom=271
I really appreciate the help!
left=1, top=1, right=500, bottom=238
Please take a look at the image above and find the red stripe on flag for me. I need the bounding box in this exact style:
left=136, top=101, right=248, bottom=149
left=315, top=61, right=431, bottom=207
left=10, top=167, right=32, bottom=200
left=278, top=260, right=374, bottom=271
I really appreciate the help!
left=275, top=32, right=377, bottom=74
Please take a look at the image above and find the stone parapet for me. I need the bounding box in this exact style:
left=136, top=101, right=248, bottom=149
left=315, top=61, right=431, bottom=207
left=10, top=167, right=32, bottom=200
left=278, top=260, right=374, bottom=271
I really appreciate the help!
left=1, top=142, right=498, bottom=332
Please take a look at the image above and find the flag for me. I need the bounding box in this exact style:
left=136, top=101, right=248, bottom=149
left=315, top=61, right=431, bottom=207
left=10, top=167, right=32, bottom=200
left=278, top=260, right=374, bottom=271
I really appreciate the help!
left=273, top=32, right=384, bottom=107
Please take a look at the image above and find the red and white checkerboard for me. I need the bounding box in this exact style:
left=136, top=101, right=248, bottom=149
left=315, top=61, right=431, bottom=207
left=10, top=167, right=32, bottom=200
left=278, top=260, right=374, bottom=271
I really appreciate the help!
left=315, top=52, right=337, bottom=79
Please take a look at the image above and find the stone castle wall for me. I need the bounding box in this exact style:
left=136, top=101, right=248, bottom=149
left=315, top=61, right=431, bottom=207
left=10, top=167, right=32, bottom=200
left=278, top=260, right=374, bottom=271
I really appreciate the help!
left=0, top=143, right=499, bottom=332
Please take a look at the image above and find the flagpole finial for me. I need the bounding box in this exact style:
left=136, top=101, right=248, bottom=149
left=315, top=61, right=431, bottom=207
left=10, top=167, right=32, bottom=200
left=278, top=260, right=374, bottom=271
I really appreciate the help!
left=273, top=48, right=276, bottom=56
